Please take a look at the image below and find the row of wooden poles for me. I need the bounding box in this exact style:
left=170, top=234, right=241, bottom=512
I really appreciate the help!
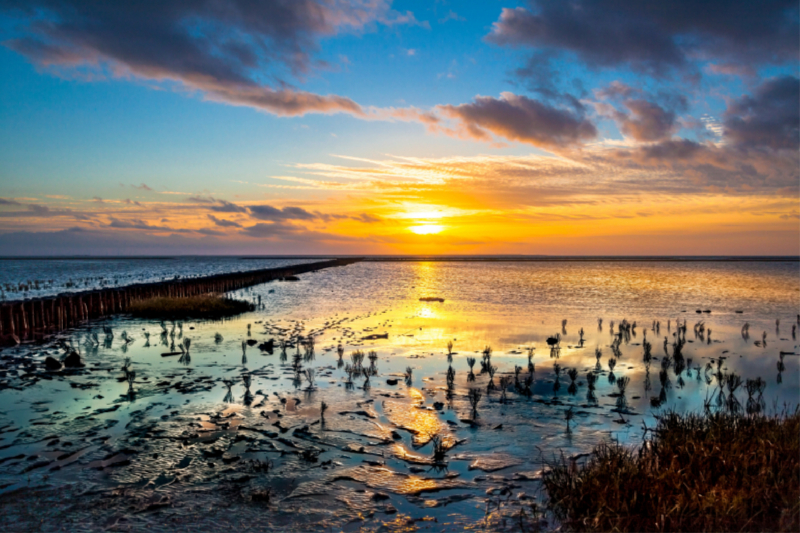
left=0, top=258, right=361, bottom=346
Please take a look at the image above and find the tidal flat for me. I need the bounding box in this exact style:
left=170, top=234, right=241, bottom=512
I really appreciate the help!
left=0, top=260, right=797, bottom=531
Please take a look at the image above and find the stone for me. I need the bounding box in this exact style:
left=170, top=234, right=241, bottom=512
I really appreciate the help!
left=63, top=351, right=84, bottom=368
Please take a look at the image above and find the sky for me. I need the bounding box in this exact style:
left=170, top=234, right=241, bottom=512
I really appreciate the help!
left=0, top=0, right=798, bottom=256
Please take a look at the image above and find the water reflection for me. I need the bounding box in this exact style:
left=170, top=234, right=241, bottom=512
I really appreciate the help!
left=0, top=260, right=798, bottom=530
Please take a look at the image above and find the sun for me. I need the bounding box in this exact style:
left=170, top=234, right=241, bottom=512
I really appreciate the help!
left=409, top=224, right=444, bottom=235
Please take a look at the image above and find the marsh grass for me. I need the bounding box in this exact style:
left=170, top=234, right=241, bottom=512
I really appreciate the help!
left=544, top=409, right=800, bottom=532
left=128, top=294, right=254, bottom=319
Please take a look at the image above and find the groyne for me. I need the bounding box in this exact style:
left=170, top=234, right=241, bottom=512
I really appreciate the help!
left=0, top=258, right=361, bottom=345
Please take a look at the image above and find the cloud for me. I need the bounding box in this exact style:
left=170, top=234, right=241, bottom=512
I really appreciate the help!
left=187, top=196, right=248, bottom=213
left=487, top=1, right=798, bottom=74
left=439, top=10, right=465, bottom=24
left=436, top=92, right=597, bottom=148
left=2, top=0, right=422, bottom=118
left=187, top=196, right=217, bottom=204
left=353, top=213, right=382, bottom=223
left=607, top=99, right=678, bottom=142
left=107, top=217, right=172, bottom=230
left=723, top=76, right=799, bottom=151
left=27, top=204, right=52, bottom=215
left=240, top=222, right=296, bottom=237
left=0, top=198, right=21, bottom=205
left=594, top=81, right=639, bottom=100
left=249, top=204, right=317, bottom=221
left=196, top=228, right=225, bottom=236
left=207, top=214, right=242, bottom=228
left=131, top=183, right=153, bottom=191
left=211, top=200, right=248, bottom=213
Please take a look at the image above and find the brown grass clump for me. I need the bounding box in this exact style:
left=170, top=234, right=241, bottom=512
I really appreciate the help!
left=544, top=409, right=800, bottom=532
left=128, top=294, right=254, bottom=320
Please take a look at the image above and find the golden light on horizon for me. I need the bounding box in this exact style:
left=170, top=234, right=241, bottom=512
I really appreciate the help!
left=409, top=224, right=444, bottom=235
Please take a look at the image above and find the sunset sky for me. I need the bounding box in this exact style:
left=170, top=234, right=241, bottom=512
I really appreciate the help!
left=0, top=1, right=798, bottom=255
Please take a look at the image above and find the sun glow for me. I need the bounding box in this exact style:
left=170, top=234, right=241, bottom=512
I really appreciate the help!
left=409, top=224, right=444, bottom=235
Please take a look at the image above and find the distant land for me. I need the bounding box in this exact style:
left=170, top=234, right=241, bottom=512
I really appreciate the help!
left=1, top=255, right=798, bottom=262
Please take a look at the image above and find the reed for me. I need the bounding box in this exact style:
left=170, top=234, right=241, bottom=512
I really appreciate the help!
left=223, top=379, right=234, bottom=403
left=481, top=345, right=493, bottom=372
left=543, top=409, right=800, bottom=532
left=567, top=367, right=578, bottom=395
left=586, top=371, right=597, bottom=391
left=522, top=370, right=534, bottom=398
left=642, top=340, right=652, bottom=363
left=304, top=368, right=316, bottom=389
left=368, top=350, right=378, bottom=375
left=429, top=433, right=450, bottom=465
left=616, top=375, right=629, bottom=395
left=499, top=375, right=512, bottom=403
left=304, top=335, right=315, bottom=361
left=351, top=350, right=365, bottom=371
left=467, top=388, right=482, bottom=419
left=486, top=364, right=497, bottom=391
left=466, top=356, right=476, bottom=382
left=128, top=294, right=254, bottom=319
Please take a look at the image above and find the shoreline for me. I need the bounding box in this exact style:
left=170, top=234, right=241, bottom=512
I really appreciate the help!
left=0, top=258, right=361, bottom=345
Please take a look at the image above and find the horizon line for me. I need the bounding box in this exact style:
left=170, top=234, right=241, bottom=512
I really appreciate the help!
left=1, top=254, right=798, bottom=262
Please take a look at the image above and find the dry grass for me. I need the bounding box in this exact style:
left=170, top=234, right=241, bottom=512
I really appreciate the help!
left=128, top=294, right=254, bottom=320
left=544, top=409, right=800, bottom=532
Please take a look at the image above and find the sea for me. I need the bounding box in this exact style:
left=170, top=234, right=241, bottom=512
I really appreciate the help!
left=0, top=257, right=797, bottom=531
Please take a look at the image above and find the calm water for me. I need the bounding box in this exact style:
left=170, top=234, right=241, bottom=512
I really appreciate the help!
left=0, top=260, right=797, bottom=531
left=0, top=257, right=323, bottom=300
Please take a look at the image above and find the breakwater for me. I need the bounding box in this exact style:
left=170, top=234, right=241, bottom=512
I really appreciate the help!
left=0, top=258, right=361, bottom=345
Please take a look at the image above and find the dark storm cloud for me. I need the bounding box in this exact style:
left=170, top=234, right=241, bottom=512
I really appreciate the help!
left=437, top=92, right=596, bottom=149
left=488, top=1, right=798, bottom=74
left=2, top=0, right=420, bottom=116
left=723, top=76, right=800, bottom=151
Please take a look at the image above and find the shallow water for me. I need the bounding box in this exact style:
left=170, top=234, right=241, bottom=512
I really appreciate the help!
left=0, top=260, right=797, bottom=531
left=0, top=257, right=322, bottom=300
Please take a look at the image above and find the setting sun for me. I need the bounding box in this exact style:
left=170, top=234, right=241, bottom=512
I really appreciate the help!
left=409, top=224, right=444, bottom=235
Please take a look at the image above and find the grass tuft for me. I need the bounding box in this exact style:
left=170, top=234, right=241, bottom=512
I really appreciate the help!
left=544, top=409, right=800, bottom=532
left=128, top=294, right=255, bottom=320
